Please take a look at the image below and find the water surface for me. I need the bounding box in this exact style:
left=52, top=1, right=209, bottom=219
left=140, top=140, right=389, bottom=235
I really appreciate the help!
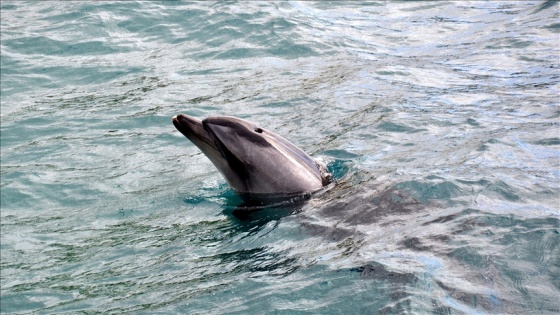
left=1, top=1, right=559, bottom=314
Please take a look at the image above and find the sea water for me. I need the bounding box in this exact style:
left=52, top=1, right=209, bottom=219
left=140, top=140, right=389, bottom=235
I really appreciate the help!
left=1, top=1, right=559, bottom=314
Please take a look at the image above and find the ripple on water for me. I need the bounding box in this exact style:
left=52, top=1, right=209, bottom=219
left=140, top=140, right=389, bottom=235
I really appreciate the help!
left=1, top=1, right=559, bottom=314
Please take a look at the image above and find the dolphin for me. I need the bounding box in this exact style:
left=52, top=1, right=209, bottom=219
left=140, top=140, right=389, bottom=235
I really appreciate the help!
left=172, top=114, right=332, bottom=201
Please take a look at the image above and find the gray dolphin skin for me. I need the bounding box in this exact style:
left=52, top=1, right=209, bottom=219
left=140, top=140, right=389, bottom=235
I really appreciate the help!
left=172, top=114, right=332, bottom=199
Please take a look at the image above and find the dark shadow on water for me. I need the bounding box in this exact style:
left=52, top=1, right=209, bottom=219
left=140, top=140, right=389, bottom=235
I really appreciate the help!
left=222, top=193, right=311, bottom=233
left=337, top=262, right=419, bottom=314
left=218, top=158, right=349, bottom=231
left=179, top=158, right=350, bottom=235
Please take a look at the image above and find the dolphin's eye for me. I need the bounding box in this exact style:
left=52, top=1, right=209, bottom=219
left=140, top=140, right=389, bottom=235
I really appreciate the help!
left=254, top=127, right=263, bottom=133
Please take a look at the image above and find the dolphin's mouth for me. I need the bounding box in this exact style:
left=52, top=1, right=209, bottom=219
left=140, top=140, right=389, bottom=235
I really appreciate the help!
left=173, top=113, right=246, bottom=189
left=173, top=114, right=242, bottom=170
left=172, top=114, right=200, bottom=136
left=172, top=114, right=216, bottom=149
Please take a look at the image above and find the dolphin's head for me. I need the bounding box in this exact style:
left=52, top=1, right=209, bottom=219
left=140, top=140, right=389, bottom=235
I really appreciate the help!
left=172, top=114, right=331, bottom=196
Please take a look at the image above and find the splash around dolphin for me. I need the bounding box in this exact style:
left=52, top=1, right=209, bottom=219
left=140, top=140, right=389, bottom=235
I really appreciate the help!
left=172, top=114, right=332, bottom=204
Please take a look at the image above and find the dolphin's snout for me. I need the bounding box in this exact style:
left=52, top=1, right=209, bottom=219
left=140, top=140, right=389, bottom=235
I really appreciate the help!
left=173, top=114, right=213, bottom=148
left=173, top=114, right=203, bottom=130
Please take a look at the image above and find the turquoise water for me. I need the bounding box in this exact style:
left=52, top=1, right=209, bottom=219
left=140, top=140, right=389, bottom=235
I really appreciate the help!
left=1, top=1, right=559, bottom=314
